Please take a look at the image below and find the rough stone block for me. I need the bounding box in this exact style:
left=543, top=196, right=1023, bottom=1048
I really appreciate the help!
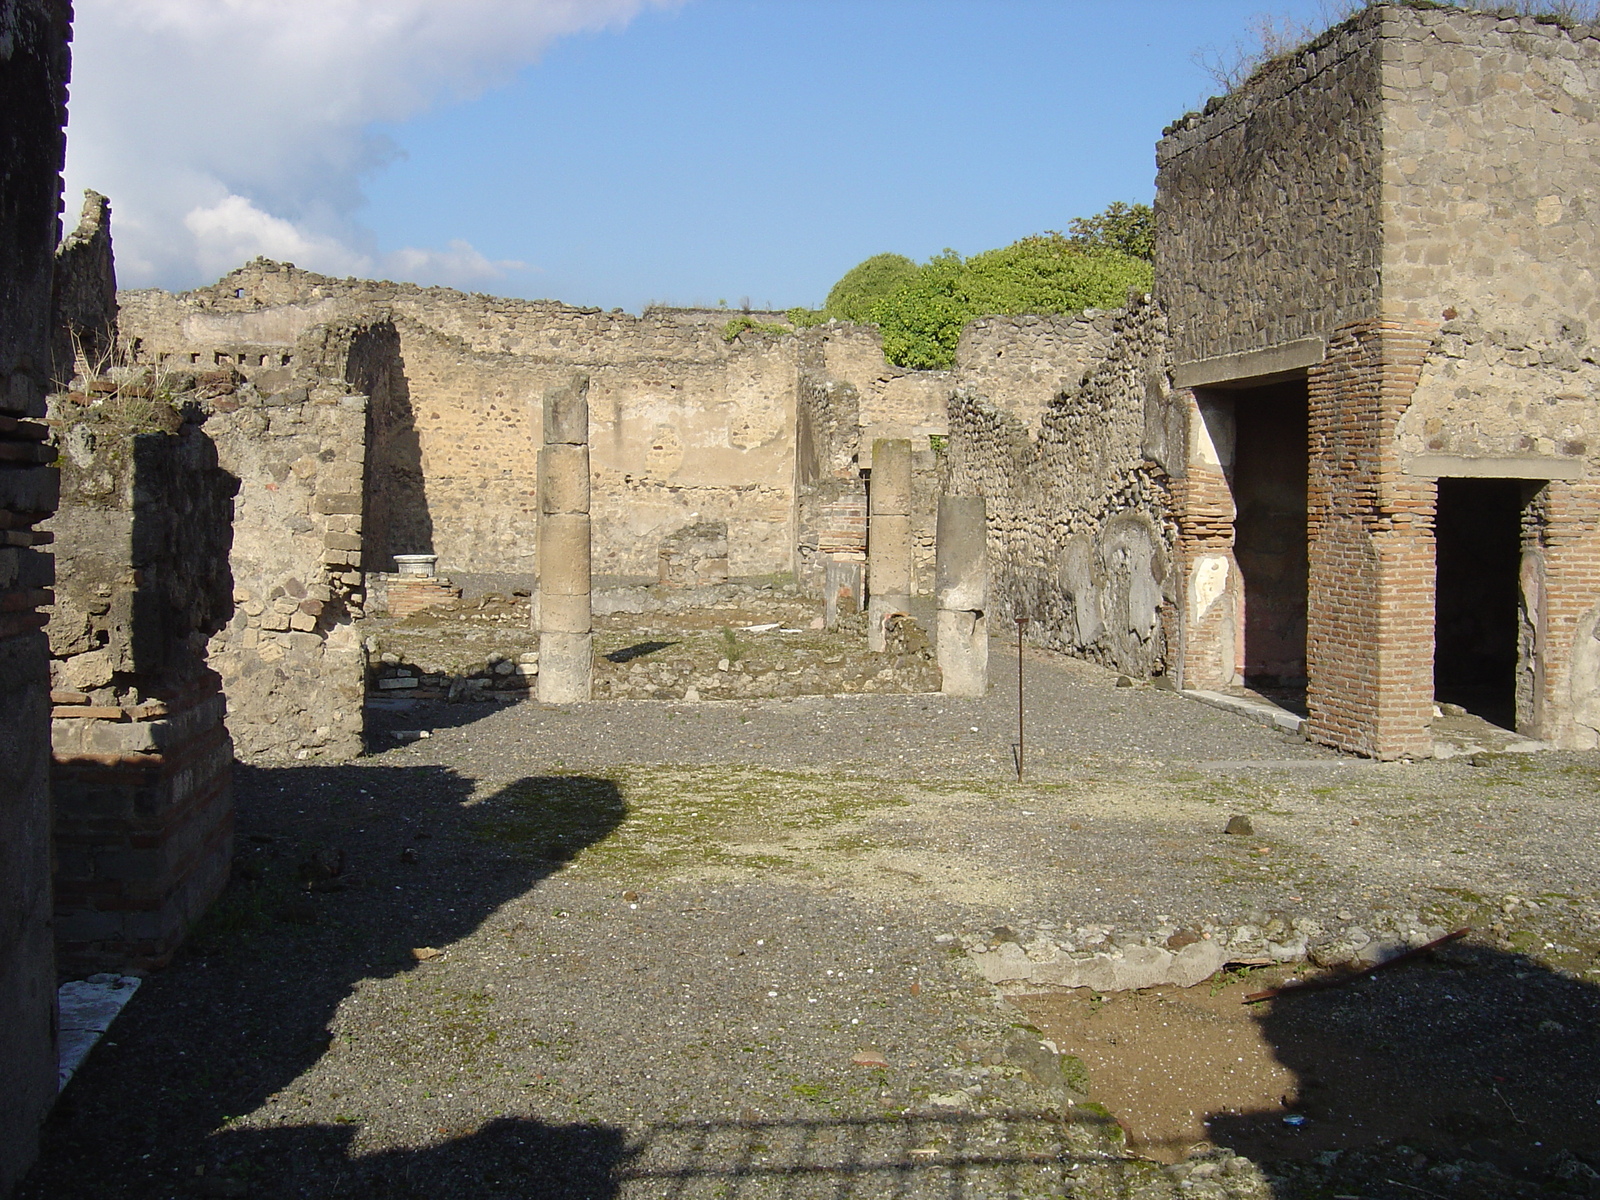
left=57, top=648, right=115, bottom=691
left=313, top=492, right=361, bottom=515
left=935, top=496, right=987, bottom=611
left=539, top=590, right=591, bottom=635
left=542, top=373, right=590, bottom=446
left=540, top=514, right=591, bottom=597
left=870, top=438, right=913, bottom=516
left=539, top=444, right=591, bottom=515
left=0, top=464, right=59, bottom=515
left=537, top=630, right=592, bottom=703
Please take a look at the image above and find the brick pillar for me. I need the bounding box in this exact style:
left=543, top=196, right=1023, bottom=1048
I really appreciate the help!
left=47, top=408, right=239, bottom=972
left=1304, top=321, right=1437, bottom=759
left=536, top=374, right=592, bottom=703
left=819, top=484, right=866, bottom=630
left=51, top=685, right=234, bottom=971
left=0, top=3, right=74, bottom=1190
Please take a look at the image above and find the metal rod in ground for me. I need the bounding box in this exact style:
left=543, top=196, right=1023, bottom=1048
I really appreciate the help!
left=1014, top=616, right=1028, bottom=779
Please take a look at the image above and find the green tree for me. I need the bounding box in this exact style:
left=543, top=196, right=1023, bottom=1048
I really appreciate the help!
left=1066, top=201, right=1154, bottom=262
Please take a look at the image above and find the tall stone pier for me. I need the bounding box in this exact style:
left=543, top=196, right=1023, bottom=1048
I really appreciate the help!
left=867, top=438, right=913, bottom=652
left=0, top=2, right=73, bottom=1191
left=536, top=374, right=592, bottom=702
left=936, top=495, right=988, bottom=696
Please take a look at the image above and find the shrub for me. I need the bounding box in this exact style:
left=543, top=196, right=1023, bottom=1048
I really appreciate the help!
left=870, top=236, right=1152, bottom=369
left=823, top=253, right=919, bottom=323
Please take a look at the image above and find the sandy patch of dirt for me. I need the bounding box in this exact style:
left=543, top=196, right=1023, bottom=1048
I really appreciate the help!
left=1011, top=969, right=1304, bottom=1162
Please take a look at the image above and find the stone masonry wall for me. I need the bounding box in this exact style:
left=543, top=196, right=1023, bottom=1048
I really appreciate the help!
left=1155, top=7, right=1385, bottom=364
left=946, top=298, right=1176, bottom=678
left=0, top=0, right=73, bottom=1191
left=119, top=267, right=804, bottom=581
left=45, top=387, right=238, bottom=972
left=792, top=316, right=1117, bottom=602
left=1379, top=7, right=1600, bottom=748
left=200, top=324, right=370, bottom=760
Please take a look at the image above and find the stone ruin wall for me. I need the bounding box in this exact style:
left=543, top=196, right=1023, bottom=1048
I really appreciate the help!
left=1155, top=9, right=1385, bottom=363
left=0, top=1, right=73, bottom=1190
left=946, top=299, right=1177, bottom=678
left=121, top=267, right=1200, bottom=668
left=109, top=289, right=374, bottom=760
left=198, top=327, right=370, bottom=761
left=121, top=268, right=805, bottom=583
left=795, top=324, right=950, bottom=600
left=794, top=318, right=1128, bottom=606
left=1379, top=8, right=1600, bottom=748
left=1155, top=3, right=1600, bottom=754
left=45, top=387, right=238, bottom=972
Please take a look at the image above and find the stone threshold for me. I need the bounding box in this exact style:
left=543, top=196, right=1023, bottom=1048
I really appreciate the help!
left=57, top=974, right=141, bottom=1092
left=1180, top=688, right=1304, bottom=735
left=964, top=918, right=1454, bottom=994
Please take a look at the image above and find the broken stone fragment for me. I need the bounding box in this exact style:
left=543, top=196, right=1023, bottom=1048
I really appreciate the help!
left=971, top=936, right=1226, bottom=991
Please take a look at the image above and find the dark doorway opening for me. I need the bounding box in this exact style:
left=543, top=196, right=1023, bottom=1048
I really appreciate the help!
left=1231, top=382, right=1310, bottom=695
left=1434, top=477, right=1524, bottom=730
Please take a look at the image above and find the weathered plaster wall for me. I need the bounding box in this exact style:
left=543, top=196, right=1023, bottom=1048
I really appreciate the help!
left=1155, top=8, right=1384, bottom=364
left=0, top=0, right=72, bottom=1191
left=946, top=298, right=1177, bottom=677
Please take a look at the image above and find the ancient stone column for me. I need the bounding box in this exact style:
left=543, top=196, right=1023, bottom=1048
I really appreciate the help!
left=867, top=438, right=913, bottom=652
left=536, top=374, right=592, bottom=702
left=936, top=495, right=988, bottom=696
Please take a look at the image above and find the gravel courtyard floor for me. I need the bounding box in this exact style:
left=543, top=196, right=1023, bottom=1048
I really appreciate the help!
left=23, top=643, right=1600, bottom=1199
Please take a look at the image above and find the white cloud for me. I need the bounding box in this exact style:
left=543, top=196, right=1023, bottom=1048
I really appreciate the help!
left=64, top=0, right=675, bottom=291
left=184, top=194, right=361, bottom=280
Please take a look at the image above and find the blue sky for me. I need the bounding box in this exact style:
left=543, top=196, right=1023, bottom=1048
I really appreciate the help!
left=66, top=0, right=1341, bottom=311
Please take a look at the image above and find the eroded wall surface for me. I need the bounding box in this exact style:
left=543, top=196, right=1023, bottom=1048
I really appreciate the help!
left=946, top=299, right=1177, bottom=677
left=88, top=296, right=374, bottom=760
left=120, top=269, right=807, bottom=581
left=0, top=0, right=72, bottom=1191
left=200, top=327, right=370, bottom=760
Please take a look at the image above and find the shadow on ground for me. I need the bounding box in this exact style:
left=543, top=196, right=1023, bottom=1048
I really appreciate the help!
left=21, top=761, right=627, bottom=1199
left=361, top=695, right=527, bottom=743
left=81, top=1110, right=1121, bottom=1199
left=1208, top=942, right=1600, bottom=1198
left=603, top=639, right=679, bottom=664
